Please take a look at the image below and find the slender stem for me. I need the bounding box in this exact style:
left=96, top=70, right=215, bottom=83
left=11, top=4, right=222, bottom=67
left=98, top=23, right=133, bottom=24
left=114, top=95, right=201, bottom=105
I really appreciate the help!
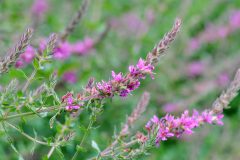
left=0, top=106, right=64, bottom=122
left=22, top=69, right=37, bottom=92
left=47, top=125, right=67, bottom=158
left=5, top=121, right=55, bottom=146
left=100, top=139, right=138, bottom=157
left=71, top=120, right=93, bottom=160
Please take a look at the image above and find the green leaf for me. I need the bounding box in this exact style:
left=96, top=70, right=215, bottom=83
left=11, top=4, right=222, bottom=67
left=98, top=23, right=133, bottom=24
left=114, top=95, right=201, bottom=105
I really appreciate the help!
left=76, top=145, right=87, bottom=153
left=33, top=58, right=40, bottom=70
left=91, top=140, right=101, bottom=153
left=41, top=155, right=49, bottom=160
left=55, top=147, right=64, bottom=160
left=9, top=69, right=28, bottom=80
left=49, top=111, right=59, bottom=129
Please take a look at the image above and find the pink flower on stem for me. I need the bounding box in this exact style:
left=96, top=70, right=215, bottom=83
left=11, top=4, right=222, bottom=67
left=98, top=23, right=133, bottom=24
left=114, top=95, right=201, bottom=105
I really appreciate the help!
left=62, top=71, right=78, bottom=84
left=31, top=0, right=48, bottom=17
left=229, top=10, right=240, bottom=30
left=217, top=26, right=230, bottom=38
left=96, top=58, right=154, bottom=98
left=39, top=38, right=48, bottom=53
left=112, top=71, right=123, bottom=82
left=96, top=81, right=113, bottom=97
left=163, top=103, right=179, bottom=113
left=16, top=46, right=35, bottom=68
left=145, top=109, right=224, bottom=146
left=214, top=114, right=224, bottom=126
left=62, top=93, right=81, bottom=111
left=20, top=46, right=35, bottom=63
left=72, top=37, right=94, bottom=55
left=188, top=38, right=201, bottom=53
left=53, top=42, right=72, bottom=60
left=217, top=72, right=230, bottom=87
left=15, top=60, right=24, bottom=68
left=187, top=61, right=205, bottom=77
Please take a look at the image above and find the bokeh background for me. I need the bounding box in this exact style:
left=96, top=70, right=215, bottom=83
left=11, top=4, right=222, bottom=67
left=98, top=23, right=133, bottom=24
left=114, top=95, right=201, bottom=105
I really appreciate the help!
left=0, top=0, right=240, bottom=159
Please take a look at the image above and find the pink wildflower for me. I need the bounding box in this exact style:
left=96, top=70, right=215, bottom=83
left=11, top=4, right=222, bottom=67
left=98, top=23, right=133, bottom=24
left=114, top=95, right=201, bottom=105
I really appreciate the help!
left=145, top=109, right=224, bottom=146
left=39, top=38, right=48, bottom=53
left=15, top=60, right=24, bottom=68
left=31, top=0, right=48, bottom=17
left=112, top=71, right=123, bottom=82
left=53, top=42, right=72, bottom=60
left=62, top=93, right=81, bottom=111
left=229, top=10, right=240, bottom=30
left=62, top=71, right=77, bottom=84
left=188, top=38, right=200, bottom=53
left=20, top=46, right=35, bottom=63
left=163, top=103, right=179, bottom=113
left=187, top=61, right=205, bottom=77
left=15, top=46, right=35, bottom=68
left=72, top=37, right=94, bottom=55
left=217, top=72, right=230, bottom=87
left=96, top=81, right=113, bottom=97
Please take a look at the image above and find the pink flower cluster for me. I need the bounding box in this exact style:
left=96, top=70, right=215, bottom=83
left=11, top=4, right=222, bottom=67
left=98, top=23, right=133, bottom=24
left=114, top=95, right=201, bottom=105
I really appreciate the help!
left=62, top=93, right=82, bottom=111
left=188, top=10, right=240, bottom=53
left=16, top=46, right=35, bottom=68
left=145, top=110, right=224, bottom=146
left=216, top=72, right=230, bottom=87
left=186, top=61, right=205, bottom=77
left=15, top=37, right=94, bottom=68
left=162, top=103, right=180, bottom=113
left=62, top=71, right=78, bottom=84
left=31, top=0, right=48, bottom=18
left=53, top=37, right=94, bottom=60
left=110, top=12, right=150, bottom=38
left=96, top=58, right=154, bottom=98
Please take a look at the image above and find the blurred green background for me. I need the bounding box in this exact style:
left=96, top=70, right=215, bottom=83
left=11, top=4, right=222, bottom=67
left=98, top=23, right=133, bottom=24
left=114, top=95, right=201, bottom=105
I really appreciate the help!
left=0, top=0, right=240, bottom=159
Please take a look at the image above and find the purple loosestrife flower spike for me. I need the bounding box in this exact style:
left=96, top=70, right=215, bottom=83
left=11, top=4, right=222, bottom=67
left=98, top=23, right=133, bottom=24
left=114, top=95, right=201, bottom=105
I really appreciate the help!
left=0, top=28, right=33, bottom=74
left=63, top=19, right=181, bottom=109
left=146, top=109, right=224, bottom=146
left=146, top=18, right=181, bottom=65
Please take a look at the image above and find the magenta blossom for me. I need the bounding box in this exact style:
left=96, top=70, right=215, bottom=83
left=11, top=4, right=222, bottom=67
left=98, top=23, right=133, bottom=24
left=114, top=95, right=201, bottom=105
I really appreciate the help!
left=217, top=72, right=230, bottom=87
left=112, top=71, right=123, bottom=82
left=15, top=60, right=24, bottom=68
left=163, top=103, right=180, bottom=113
left=20, top=46, right=35, bottom=63
left=62, top=71, right=77, bottom=84
left=53, top=42, right=72, bottom=60
left=229, top=10, right=240, bottom=30
left=187, top=38, right=200, bottom=53
left=96, top=58, right=154, bottom=98
left=187, top=61, right=205, bottom=77
left=62, top=93, right=81, bottom=111
left=31, top=0, right=48, bottom=17
left=72, top=37, right=94, bottom=55
left=15, top=46, right=35, bottom=68
left=145, top=109, right=224, bottom=146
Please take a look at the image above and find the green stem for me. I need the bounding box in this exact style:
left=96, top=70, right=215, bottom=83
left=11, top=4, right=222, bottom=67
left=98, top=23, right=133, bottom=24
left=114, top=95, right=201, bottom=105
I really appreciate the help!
left=5, top=121, right=55, bottom=146
left=22, top=69, right=37, bottom=92
left=47, top=123, right=68, bottom=158
left=0, top=106, right=64, bottom=122
left=71, top=120, right=94, bottom=160
left=100, top=139, right=138, bottom=158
